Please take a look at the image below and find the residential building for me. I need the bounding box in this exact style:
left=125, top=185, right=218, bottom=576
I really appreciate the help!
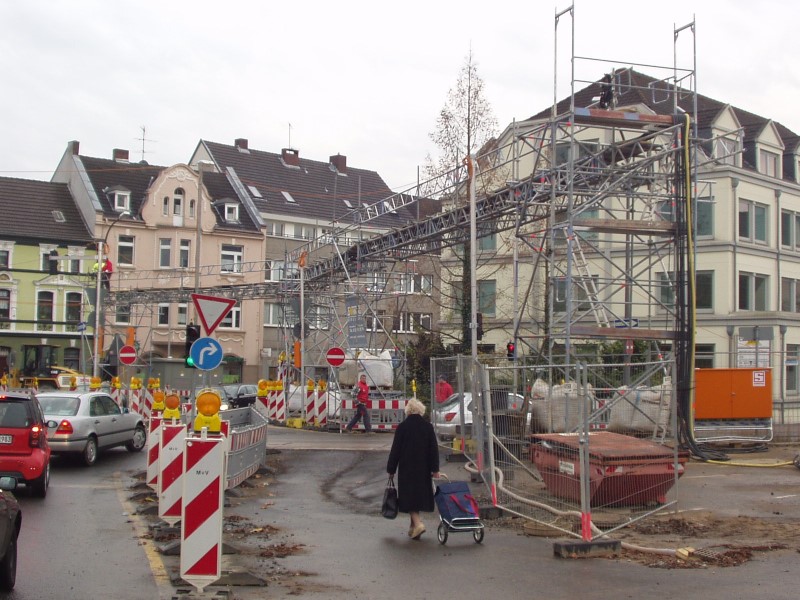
left=0, top=176, right=94, bottom=381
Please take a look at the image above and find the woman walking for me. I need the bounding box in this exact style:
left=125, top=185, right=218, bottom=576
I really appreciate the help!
left=387, top=398, right=440, bottom=539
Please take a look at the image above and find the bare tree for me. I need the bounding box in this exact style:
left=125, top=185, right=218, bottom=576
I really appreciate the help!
left=425, top=50, right=498, bottom=349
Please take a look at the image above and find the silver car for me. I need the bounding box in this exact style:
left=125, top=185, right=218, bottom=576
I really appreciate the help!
left=37, top=391, right=147, bottom=466
left=432, top=392, right=527, bottom=440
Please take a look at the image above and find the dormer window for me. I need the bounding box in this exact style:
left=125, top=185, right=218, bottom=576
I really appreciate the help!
left=713, top=136, right=738, bottom=166
left=759, top=149, right=780, bottom=178
left=112, top=190, right=130, bottom=212
left=224, top=203, right=239, bottom=223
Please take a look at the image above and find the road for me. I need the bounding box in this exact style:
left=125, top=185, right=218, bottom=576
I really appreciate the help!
left=6, top=427, right=799, bottom=599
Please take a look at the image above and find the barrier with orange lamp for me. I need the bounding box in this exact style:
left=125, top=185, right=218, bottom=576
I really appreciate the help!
left=129, top=376, right=142, bottom=414
left=145, top=389, right=166, bottom=491
left=315, top=379, right=328, bottom=428
left=180, top=389, right=225, bottom=592
left=158, top=393, right=187, bottom=526
left=304, top=379, right=316, bottom=425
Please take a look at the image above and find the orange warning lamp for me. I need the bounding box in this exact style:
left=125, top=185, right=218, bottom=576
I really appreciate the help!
left=151, top=389, right=166, bottom=413
left=90, top=376, right=101, bottom=390
left=257, top=379, right=268, bottom=398
left=162, top=393, right=182, bottom=420
left=194, top=388, right=222, bottom=434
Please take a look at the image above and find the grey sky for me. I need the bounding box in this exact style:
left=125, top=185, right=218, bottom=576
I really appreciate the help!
left=1, top=0, right=797, bottom=192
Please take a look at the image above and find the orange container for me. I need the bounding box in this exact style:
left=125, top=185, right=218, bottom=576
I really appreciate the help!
left=694, top=368, right=772, bottom=420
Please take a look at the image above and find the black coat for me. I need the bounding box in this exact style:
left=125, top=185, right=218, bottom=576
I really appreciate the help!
left=386, top=414, right=440, bottom=513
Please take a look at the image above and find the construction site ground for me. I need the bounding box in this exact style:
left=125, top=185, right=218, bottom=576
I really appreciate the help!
left=128, top=429, right=800, bottom=598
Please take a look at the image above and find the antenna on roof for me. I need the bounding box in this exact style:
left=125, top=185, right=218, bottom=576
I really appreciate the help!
left=136, top=125, right=157, bottom=162
left=288, top=122, right=292, bottom=149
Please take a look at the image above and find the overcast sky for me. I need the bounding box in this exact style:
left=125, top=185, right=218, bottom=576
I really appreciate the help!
left=2, top=0, right=798, bottom=193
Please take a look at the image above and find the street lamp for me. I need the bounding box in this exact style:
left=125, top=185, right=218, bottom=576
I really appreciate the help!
left=93, top=210, right=130, bottom=378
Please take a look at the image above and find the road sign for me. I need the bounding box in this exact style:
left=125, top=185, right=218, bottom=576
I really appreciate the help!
left=190, top=337, right=224, bottom=371
left=191, top=293, right=237, bottom=336
left=614, top=318, right=639, bottom=328
left=119, top=344, right=137, bottom=365
left=326, top=346, right=346, bottom=367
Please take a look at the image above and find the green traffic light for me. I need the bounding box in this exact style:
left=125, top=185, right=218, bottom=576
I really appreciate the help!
left=185, top=356, right=195, bottom=368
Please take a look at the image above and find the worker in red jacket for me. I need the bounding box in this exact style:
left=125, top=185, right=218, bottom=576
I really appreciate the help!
left=435, top=374, right=453, bottom=404
left=346, top=374, right=373, bottom=433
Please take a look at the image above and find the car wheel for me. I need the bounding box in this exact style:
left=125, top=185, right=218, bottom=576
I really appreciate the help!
left=126, top=425, right=147, bottom=452
left=0, top=533, right=17, bottom=591
left=82, top=436, right=98, bottom=466
left=31, top=462, right=49, bottom=498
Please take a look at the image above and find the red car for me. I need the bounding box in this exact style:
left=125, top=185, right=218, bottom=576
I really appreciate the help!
left=0, top=391, right=51, bottom=498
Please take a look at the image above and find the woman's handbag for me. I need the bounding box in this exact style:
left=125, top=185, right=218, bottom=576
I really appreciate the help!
left=381, top=476, right=399, bottom=519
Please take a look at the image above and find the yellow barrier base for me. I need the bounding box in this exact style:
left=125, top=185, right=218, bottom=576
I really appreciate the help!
left=286, top=417, right=305, bottom=429
left=452, top=438, right=476, bottom=453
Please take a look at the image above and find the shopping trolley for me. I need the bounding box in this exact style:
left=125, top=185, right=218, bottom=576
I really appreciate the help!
left=433, top=475, right=484, bottom=545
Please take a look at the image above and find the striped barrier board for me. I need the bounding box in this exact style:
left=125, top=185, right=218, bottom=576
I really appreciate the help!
left=146, top=416, right=162, bottom=490
left=158, top=421, right=188, bottom=526
left=340, top=398, right=407, bottom=431
left=180, top=433, right=225, bottom=592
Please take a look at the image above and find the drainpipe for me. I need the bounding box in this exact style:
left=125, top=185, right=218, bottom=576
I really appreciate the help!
left=731, top=177, right=739, bottom=313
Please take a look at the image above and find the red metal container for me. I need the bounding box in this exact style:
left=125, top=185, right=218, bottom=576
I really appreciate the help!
left=530, top=431, right=686, bottom=507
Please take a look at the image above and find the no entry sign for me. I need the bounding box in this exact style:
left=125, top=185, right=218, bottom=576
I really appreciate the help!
left=119, top=344, right=137, bottom=365
left=325, top=346, right=346, bottom=367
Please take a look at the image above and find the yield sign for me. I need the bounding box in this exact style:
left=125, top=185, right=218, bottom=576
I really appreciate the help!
left=191, top=293, right=237, bottom=336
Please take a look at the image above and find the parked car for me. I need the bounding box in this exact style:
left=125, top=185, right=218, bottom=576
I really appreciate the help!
left=0, top=476, right=20, bottom=591
left=0, top=391, right=51, bottom=497
left=37, top=391, right=147, bottom=466
left=432, top=392, right=528, bottom=440
left=222, top=383, right=257, bottom=409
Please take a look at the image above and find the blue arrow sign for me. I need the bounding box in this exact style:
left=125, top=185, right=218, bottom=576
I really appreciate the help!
left=190, top=337, right=223, bottom=371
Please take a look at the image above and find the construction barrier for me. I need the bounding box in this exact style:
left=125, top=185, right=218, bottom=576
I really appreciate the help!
left=146, top=415, right=162, bottom=490
left=220, top=406, right=268, bottom=490
left=180, top=431, right=225, bottom=592
left=340, top=397, right=406, bottom=431
left=158, top=420, right=188, bottom=526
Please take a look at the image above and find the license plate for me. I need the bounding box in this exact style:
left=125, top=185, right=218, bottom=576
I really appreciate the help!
left=0, top=435, right=12, bottom=444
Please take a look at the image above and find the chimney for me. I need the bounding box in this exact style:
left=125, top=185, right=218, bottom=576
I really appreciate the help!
left=235, top=138, right=248, bottom=150
left=281, top=148, right=300, bottom=167
left=113, top=148, right=129, bottom=162
left=330, top=154, right=347, bottom=174
left=69, top=140, right=80, bottom=155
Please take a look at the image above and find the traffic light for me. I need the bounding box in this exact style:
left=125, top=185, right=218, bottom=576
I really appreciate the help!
left=185, top=323, right=201, bottom=368
left=506, top=341, right=516, bottom=360
left=476, top=313, right=484, bottom=340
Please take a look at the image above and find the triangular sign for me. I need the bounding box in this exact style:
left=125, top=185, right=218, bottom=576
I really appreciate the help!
left=191, top=293, right=237, bottom=336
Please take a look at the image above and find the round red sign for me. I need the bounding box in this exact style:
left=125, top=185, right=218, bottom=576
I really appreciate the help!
left=325, top=346, right=346, bottom=367
left=119, top=344, right=137, bottom=365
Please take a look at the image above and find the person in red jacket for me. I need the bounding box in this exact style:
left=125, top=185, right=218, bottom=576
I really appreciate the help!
left=346, top=374, right=373, bottom=433
left=435, top=374, right=453, bottom=404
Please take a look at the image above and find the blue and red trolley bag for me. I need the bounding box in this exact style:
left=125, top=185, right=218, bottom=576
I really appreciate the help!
left=434, top=476, right=485, bottom=545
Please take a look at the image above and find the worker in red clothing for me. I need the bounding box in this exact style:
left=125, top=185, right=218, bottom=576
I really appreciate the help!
left=435, top=374, right=453, bottom=404
left=346, top=374, right=373, bottom=433
left=101, top=258, right=113, bottom=291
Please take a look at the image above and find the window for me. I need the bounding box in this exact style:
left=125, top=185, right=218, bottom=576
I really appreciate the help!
left=759, top=149, right=779, bottom=178
left=220, top=245, right=243, bottom=273
left=0, top=250, right=8, bottom=269
left=294, top=225, right=314, bottom=240
left=173, top=188, right=184, bottom=216
left=162, top=197, right=169, bottom=216
left=0, top=289, right=10, bottom=329
left=112, top=191, right=130, bottom=212
left=159, top=238, right=171, bottom=268
left=713, top=136, right=737, bottom=165
left=36, top=291, right=54, bottom=331
left=115, top=304, right=131, bottom=324
left=553, top=276, right=597, bottom=312
left=478, top=232, right=497, bottom=251
left=478, top=280, right=496, bottom=317
left=366, top=310, right=385, bottom=332
left=118, top=236, right=134, bottom=265
left=265, top=222, right=285, bottom=237
left=781, top=278, right=800, bottom=312
left=264, top=303, right=284, bottom=326
left=392, top=312, right=431, bottom=333
left=787, top=344, right=800, bottom=394
left=157, top=304, right=169, bottom=326
left=696, top=197, right=713, bottom=237
left=658, top=272, right=676, bottom=308
left=696, top=271, right=713, bottom=310
left=780, top=210, right=800, bottom=250
left=265, top=260, right=297, bottom=281
left=224, top=204, right=239, bottom=223
left=65, top=292, right=82, bottom=332
left=63, top=347, right=80, bottom=372
left=554, top=139, right=599, bottom=165
left=281, top=191, right=296, bottom=203
left=367, top=273, right=388, bottom=292
left=219, top=306, right=241, bottom=329
left=189, top=199, right=196, bottom=219
left=177, top=303, right=188, bottom=326
left=739, top=272, right=768, bottom=311
left=41, top=249, right=55, bottom=271
left=398, top=273, right=433, bottom=294
left=738, top=200, right=767, bottom=243
left=695, top=344, right=715, bottom=369
left=179, top=240, right=190, bottom=268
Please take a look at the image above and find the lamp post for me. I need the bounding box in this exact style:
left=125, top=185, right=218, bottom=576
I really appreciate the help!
left=93, top=210, right=130, bottom=378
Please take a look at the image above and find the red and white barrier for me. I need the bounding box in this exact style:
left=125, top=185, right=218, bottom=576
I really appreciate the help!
left=340, top=398, right=407, bottom=431
left=316, top=389, right=328, bottom=428
left=304, top=386, right=316, bottom=425
left=158, top=420, right=188, bottom=526
left=180, top=433, right=226, bottom=593
left=146, top=416, right=162, bottom=490
left=129, top=389, right=141, bottom=415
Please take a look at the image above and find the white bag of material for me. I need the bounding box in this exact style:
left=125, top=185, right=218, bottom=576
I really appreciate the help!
left=530, top=379, right=594, bottom=433
left=338, top=349, right=394, bottom=388
left=607, top=377, right=672, bottom=435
